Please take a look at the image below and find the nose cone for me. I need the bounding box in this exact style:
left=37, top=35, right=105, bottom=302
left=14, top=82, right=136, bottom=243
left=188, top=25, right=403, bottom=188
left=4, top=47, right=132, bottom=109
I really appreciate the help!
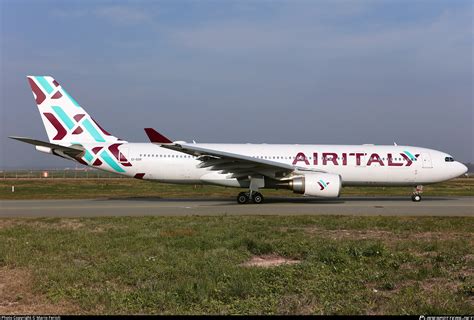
left=454, top=162, right=468, bottom=177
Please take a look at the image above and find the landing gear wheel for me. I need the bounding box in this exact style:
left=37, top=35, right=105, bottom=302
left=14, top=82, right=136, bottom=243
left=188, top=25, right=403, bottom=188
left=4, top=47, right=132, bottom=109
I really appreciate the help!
left=253, top=192, right=264, bottom=204
left=237, top=192, right=249, bottom=204
left=411, top=185, right=423, bottom=202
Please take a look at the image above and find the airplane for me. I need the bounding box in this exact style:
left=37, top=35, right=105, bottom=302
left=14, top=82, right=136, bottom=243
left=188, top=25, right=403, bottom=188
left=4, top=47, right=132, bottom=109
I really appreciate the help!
left=10, top=76, right=468, bottom=204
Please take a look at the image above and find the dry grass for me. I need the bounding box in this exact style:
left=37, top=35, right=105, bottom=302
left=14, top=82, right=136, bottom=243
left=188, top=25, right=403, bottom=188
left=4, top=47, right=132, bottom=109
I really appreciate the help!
left=240, top=255, right=301, bottom=268
left=0, top=267, right=78, bottom=314
left=282, top=226, right=474, bottom=243
left=160, top=228, right=196, bottom=237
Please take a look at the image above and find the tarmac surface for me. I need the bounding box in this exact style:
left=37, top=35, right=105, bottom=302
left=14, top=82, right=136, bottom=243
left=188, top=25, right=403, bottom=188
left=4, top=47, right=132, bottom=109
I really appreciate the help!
left=0, top=196, right=472, bottom=217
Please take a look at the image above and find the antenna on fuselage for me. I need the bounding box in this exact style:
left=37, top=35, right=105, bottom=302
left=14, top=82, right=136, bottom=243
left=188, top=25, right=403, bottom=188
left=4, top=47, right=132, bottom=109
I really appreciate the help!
left=393, top=142, right=398, bottom=146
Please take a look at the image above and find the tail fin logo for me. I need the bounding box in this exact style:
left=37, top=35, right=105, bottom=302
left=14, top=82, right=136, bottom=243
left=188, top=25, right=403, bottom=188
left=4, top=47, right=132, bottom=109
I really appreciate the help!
left=318, top=180, right=330, bottom=191
left=30, top=76, right=76, bottom=107
left=28, top=78, right=47, bottom=105
left=27, top=76, right=122, bottom=144
left=42, top=106, right=108, bottom=142
left=76, top=143, right=131, bottom=173
left=42, top=112, right=67, bottom=140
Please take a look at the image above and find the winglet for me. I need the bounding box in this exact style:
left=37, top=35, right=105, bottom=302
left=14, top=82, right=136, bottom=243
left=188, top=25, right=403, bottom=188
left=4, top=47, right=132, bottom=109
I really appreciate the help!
left=144, top=128, right=173, bottom=144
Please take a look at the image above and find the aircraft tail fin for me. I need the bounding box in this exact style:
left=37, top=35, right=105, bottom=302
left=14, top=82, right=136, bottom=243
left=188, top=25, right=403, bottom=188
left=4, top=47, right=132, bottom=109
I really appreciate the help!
left=27, top=76, right=123, bottom=145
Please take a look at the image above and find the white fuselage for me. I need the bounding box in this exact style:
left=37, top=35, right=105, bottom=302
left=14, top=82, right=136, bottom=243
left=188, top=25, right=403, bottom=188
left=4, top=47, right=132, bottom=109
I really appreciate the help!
left=81, top=142, right=467, bottom=188
left=20, top=75, right=468, bottom=198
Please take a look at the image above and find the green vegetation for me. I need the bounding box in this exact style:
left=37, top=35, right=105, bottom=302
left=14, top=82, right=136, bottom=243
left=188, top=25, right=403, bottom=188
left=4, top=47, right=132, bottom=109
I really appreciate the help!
left=0, top=178, right=472, bottom=200
left=0, top=216, right=472, bottom=314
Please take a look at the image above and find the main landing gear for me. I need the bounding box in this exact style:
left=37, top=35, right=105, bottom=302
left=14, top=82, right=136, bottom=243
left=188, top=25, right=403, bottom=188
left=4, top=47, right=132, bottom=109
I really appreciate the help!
left=411, top=185, right=423, bottom=202
left=237, top=191, right=264, bottom=204
left=237, top=176, right=266, bottom=204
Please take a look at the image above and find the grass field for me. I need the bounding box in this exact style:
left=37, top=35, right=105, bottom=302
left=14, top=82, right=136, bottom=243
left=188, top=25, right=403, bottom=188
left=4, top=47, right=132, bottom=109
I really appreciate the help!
left=0, top=216, right=472, bottom=314
left=0, top=177, right=473, bottom=200
left=1, top=178, right=472, bottom=314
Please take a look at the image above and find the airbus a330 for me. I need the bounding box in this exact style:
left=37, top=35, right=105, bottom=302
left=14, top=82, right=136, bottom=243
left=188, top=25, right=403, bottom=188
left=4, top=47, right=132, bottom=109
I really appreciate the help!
left=10, top=76, right=468, bottom=204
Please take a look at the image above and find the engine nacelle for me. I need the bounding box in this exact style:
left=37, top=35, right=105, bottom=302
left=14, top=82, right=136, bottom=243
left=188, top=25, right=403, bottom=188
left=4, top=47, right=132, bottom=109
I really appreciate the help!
left=290, top=173, right=342, bottom=197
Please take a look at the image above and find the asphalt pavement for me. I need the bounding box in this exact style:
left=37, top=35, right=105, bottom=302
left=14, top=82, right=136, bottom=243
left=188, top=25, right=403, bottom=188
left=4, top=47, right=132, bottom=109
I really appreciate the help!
left=0, top=196, right=472, bottom=217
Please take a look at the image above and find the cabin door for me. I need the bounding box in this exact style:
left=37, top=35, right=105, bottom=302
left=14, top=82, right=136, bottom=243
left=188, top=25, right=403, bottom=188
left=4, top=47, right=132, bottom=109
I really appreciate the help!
left=421, top=153, right=433, bottom=168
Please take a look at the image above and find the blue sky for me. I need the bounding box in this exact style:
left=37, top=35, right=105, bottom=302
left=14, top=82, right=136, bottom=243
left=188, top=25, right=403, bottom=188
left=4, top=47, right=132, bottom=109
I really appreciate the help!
left=0, top=0, right=472, bottom=168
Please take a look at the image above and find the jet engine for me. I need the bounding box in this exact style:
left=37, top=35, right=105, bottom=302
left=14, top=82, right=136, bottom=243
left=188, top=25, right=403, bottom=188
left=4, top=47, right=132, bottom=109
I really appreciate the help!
left=289, top=173, right=342, bottom=197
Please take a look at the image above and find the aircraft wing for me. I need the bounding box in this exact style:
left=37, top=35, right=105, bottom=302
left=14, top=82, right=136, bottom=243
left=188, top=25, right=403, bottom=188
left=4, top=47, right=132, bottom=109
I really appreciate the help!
left=9, top=136, right=85, bottom=159
left=167, top=143, right=295, bottom=179
left=144, top=128, right=322, bottom=180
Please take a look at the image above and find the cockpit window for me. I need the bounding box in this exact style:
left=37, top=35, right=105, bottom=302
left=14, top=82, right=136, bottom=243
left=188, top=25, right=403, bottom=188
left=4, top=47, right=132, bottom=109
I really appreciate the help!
left=445, top=156, right=454, bottom=162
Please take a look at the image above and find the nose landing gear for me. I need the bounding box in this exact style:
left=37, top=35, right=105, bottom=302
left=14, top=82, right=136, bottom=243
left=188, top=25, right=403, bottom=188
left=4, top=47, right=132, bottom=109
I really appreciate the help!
left=411, top=185, right=423, bottom=202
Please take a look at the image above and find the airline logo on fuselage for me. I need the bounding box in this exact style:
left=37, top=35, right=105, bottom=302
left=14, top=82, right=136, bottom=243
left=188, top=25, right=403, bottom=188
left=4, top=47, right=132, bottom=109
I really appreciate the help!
left=318, top=180, right=330, bottom=190
left=293, top=151, right=420, bottom=167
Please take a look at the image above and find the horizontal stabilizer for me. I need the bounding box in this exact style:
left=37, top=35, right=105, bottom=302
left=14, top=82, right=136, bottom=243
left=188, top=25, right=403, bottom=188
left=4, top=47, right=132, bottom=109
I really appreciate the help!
left=9, top=136, right=84, bottom=158
left=144, top=128, right=173, bottom=144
